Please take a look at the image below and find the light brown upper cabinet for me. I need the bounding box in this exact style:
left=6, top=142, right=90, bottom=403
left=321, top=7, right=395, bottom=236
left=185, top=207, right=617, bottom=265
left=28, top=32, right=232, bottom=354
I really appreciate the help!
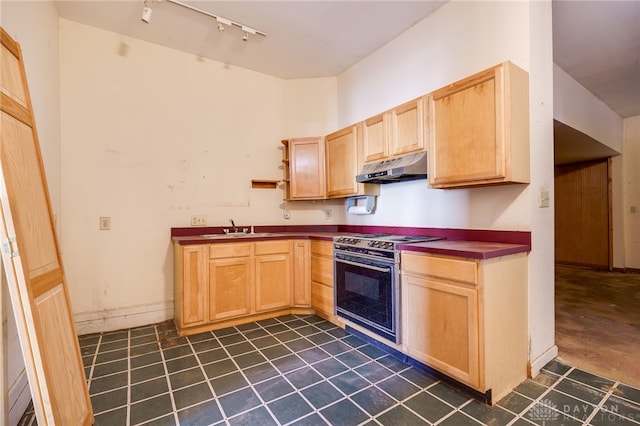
left=428, top=61, right=530, bottom=188
left=325, top=124, right=378, bottom=198
left=362, top=113, right=388, bottom=162
left=363, top=97, right=426, bottom=164
left=281, top=137, right=326, bottom=200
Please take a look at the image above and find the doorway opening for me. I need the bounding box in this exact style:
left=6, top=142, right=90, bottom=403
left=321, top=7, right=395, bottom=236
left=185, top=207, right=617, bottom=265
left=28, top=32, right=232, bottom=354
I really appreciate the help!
left=553, top=123, right=639, bottom=387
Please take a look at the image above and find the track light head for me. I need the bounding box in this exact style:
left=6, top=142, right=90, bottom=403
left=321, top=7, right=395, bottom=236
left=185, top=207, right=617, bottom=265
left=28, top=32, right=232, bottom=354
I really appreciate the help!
left=241, top=26, right=256, bottom=42
left=216, top=17, right=231, bottom=33
left=141, top=5, right=152, bottom=23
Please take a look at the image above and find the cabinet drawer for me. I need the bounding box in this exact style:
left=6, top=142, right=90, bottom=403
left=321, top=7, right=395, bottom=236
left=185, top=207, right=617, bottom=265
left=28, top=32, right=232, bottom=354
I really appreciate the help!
left=209, top=243, right=252, bottom=259
left=311, top=256, right=333, bottom=287
left=311, top=240, right=333, bottom=257
left=402, top=252, right=477, bottom=285
left=255, top=240, right=290, bottom=256
left=311, top=282, right=334, bottom=315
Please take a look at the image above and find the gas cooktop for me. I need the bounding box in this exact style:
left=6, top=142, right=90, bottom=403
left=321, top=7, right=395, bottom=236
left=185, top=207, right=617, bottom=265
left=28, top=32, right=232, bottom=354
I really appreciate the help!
left=334, top=233, right=442, bottom=250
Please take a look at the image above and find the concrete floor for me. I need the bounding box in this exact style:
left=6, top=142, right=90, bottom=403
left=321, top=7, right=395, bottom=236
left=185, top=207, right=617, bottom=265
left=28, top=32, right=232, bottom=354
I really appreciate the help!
left=555, top=265, right=640, bottom=389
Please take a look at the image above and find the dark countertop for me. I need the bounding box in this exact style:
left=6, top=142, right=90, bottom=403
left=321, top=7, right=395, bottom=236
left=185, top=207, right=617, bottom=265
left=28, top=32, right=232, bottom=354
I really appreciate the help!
left=398, top=239, right=530, bottom=260
left=172, top=232, right=335, bottom=245
left=172, top=226, right=531, bottom=260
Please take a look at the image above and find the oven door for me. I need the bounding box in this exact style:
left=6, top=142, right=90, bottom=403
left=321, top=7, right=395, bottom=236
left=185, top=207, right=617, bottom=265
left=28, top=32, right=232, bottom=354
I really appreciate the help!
left=334, top=251, right=398, bottom=343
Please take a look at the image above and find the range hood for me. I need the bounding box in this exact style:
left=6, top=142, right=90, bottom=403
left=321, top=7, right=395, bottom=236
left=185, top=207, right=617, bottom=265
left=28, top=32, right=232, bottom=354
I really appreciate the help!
left=356, top=152, right=428, bottom=184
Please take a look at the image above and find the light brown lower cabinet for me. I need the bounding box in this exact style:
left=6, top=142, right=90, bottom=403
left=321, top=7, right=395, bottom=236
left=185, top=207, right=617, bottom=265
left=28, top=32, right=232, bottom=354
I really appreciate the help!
left=209, top=246, right=253, bottom=321
left=255, top=240, right=292, bottom=312
left=292, top=240, right=311, bottom=307
left=310, top=240, right=341, bottom=325
left=401, top=251, right=528, bottom=403
left=174, top=244, right=208, bottom=328
left=174, top=239, right=313, bottom=335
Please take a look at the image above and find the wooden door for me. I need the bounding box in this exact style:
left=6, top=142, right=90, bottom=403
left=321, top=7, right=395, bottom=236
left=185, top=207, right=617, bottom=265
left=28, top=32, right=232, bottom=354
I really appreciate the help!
left=325, top=124, right=360, bottom=198
left=289, top=137, right=326, bottom=200
left=362, top=113, right=387, bottom=163
left=555, top=159, right=610, bottom=269
left=0, top=28, right=93, bottom=424
left=292, top=240, right=311, bottom=307
left=176, top=244, right=207, bottom=327
left=255, top=240, right=291, bottom=311
left=429, top=66, right=504, bottom=186
left=389, top=97, right=425, bottom=157
left=255, top=253, right=291, bottom=311
left=401, top=274, right=480, bottom=388
left=209, top=257, right=252, bottom=320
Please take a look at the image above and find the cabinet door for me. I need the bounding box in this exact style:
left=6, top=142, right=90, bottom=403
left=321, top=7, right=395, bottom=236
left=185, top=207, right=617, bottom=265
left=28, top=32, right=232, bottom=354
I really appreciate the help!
left=390, top=97, right=425, bottom=157
left=362, top=113, right=388, bottom=163
left=179, top=245, right=208, bottom=327
left=428, top=61, right=529, bottom=188
left=209, top=257, right=253, bottom=320
left=292, top=240, right=311, bottom=307
left=325, top=124, right=361, bottom=198
left=288, top=137, right=326, bottom=199
left=402, top=274, right=480, bottom=388
left=429, top=67, right=501, bottom=186
left=255, top=253, right=291, bottom=311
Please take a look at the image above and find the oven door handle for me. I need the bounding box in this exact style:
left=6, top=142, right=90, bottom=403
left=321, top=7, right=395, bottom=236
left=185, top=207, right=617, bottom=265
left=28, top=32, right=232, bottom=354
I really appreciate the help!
left=335, top=257, right=392, bottom=273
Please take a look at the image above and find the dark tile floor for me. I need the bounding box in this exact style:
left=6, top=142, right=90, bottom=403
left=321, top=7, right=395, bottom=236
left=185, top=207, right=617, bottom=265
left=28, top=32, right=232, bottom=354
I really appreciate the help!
left=19, top=314, right=640, bottom=425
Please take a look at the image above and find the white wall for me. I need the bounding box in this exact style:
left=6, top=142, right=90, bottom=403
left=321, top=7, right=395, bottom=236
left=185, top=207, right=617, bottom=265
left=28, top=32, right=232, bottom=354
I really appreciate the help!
left=336, top=1, right=556, bottom=374
left=58, top=20, right=340, bottom=333
left=554, top=64, right=624, bottom=153
left=1, top=1, right=61, bottom=424
left=553, top=64, right=628, bottom=269
left=624, top=116, right=640, bottom=269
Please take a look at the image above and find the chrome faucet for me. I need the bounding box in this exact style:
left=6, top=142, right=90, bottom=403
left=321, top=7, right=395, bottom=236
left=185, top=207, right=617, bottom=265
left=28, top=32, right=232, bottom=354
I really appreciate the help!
left=230, top=219, right=238, bottom=233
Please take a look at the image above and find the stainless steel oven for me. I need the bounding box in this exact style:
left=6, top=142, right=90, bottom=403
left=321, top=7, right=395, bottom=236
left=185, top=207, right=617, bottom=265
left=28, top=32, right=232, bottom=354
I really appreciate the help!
left=334, top=234, right=441, bottom=344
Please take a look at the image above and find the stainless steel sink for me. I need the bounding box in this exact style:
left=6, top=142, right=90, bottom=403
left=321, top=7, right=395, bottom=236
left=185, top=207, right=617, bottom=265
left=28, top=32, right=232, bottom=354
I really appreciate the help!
left=201, top=232, right=274, bottom=239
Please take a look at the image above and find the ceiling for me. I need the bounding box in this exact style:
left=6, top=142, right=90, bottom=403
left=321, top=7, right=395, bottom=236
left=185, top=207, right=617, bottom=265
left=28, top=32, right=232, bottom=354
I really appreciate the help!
left=552, top=0, right=639, bottom=164
left=53, top=1, right=639, bottom=165
left=553, top=0, right=640, bottom=120
left=54, top=0, right=447, bottom=79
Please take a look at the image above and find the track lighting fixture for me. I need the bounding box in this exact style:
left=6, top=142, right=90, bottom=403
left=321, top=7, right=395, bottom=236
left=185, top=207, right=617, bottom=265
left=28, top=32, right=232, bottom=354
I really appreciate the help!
left=141, top=1, right=152, bottom=24
left=241, top=26, right=256, bottom=41
left=163, top=0, right=266, bottom=40
left=216, top=17, right=231, bottom=33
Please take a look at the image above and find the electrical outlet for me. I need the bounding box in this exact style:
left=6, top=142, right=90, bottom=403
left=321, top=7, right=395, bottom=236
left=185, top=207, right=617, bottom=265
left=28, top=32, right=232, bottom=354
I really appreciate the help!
left=324, top=209, right=332, bottom=220
left=99, top=216, right=111, bottom=230
left=191, top=215, right=207, bottom=226
left=284, top=210, right=291, bottom=220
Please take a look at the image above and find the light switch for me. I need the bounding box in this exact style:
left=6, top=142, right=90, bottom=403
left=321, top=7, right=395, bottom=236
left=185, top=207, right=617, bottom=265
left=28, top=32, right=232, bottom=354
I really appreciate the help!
left=99, top=216, right=111, bottom=230
left=539, top=189, right=550, bottom=208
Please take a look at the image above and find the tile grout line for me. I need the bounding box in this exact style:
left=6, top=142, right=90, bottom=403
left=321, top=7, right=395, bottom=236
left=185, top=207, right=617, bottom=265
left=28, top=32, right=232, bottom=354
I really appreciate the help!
left=264, top=317, right=339, bottom=425
left=516, top=364, right=610, bottom=425
left=582, top=380, right=619, bottom=425
left=584, top=380, right=640, bottom=426
left=267, top=316, right=361, bottom=425
left=183, top=330, right=227, bottom=425
left=126, top=328, right=131, bottom=426
left=154, top=324, right=179, bottom=426
left=220, top=317, right=316, bottom=424
left=501, top=365, right=574, bottom=425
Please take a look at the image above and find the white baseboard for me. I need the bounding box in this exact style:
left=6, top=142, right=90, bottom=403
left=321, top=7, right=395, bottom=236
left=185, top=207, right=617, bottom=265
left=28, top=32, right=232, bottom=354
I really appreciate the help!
left=74, top=301, right=173, bottom=335
left=9, top=369, right=30, bottom=426
left=528, top=344, right=558, bottom=378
